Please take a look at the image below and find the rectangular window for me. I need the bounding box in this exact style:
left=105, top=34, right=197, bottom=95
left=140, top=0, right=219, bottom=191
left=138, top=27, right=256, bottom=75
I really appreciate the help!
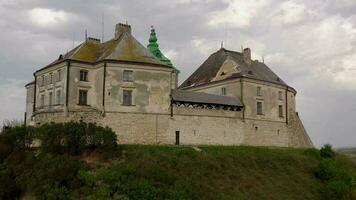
left=221, top=87, right=226, bottom=96
left=41, top=75, right=45, bottom=86
left=279, top=105, right=284, bottom=117
left=257, top=101, right=263, bottom=115
left=40, top=94, right=45, bottom=107
left=56, top=90, right=61, bottom=104
left=123, top=90, right=133, bottom=106
left=80, top=70, right=88, bottom=81
left=278, top=91, right=283, bottom=100
left=123, top=70, right=133, bottom=82
left=49, top=73, right=53, bottom=84
left=257, top=86, right=262, bottom=96
left=78, top=90, right=88, bottom=105
left=49, top=92, right=53, bottom=105
left=57, top=70, right=62, bottom=81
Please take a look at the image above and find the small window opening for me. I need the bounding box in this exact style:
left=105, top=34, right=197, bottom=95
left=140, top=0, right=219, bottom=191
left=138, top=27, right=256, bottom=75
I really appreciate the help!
left=80, top=70, right=88, bottom=81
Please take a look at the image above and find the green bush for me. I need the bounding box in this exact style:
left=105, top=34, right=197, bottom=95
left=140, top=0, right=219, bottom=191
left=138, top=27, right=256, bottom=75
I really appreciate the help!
left=320, top=180, right=351, bottom=200
left=0, top=166, right=21, bottom=199
left=0, top=125, right=35, bottom=150
left=38, top=122, right=117, bottom=155
left=320, top=144, right=335, bottom=158
left=315, top=159, right=337, bottom=181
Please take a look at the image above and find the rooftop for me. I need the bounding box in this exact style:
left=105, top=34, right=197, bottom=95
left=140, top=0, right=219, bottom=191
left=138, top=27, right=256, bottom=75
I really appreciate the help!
left=36, top=23, right=173, bottom=73
left=179, top=48, right=288, bottom=89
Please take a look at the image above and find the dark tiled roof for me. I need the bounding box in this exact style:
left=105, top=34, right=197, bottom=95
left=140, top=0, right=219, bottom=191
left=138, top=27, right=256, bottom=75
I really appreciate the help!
left=171, top=89, right=243, bottom=108
left=179, top=48, right=288, bottom=88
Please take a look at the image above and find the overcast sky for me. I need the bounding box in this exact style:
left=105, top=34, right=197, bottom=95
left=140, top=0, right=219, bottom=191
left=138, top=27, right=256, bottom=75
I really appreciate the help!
left=0, top=0, right=355, bottom=147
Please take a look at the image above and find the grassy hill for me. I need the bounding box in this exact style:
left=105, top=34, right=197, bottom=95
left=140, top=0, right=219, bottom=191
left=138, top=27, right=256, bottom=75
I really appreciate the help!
left=338, top=148, right=356, bottom=164
left=1, top=123, right=355, bottom=200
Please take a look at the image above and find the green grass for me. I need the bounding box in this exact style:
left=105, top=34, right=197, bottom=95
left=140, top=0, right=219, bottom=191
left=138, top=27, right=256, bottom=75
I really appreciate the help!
left=2, top=144, right=356, bottom=199
left=108, top=145, right=323, bottom=200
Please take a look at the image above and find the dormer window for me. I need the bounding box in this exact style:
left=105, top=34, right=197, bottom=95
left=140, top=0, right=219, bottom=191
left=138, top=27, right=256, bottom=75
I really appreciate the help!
left=221, top=71, right=226, bottom=76
left=80, top=70, right=88, bottom=82
left=123, top=70, right=133, bottom=82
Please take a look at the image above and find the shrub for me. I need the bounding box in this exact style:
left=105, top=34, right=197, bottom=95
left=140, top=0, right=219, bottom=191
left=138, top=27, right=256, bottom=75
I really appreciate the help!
left=0, top=125, right=35, bottom=150
left=0, top=166, right=21, bottom=199
left=320, top=180, right=351, bottom=200
left=320, top=144, right=335, bottom=158
left=315, top=159, right=337, bottom=181
left=38, top=122, right=118, bottom=155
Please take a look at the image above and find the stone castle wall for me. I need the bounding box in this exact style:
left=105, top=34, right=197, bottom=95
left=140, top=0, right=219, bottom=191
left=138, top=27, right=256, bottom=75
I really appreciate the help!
left=32, top=105, right=312, bottom=148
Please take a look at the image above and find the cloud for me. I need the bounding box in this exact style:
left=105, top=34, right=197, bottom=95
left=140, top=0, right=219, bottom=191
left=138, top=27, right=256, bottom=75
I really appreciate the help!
left=208, top=0, right=269, bottom=29
left=0, top=78, right=26, bottom=124
left=28, top=8, right=73, bottom=27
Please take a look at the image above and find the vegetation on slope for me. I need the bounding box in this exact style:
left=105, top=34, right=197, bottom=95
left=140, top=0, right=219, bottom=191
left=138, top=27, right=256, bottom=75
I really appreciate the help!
left=0, top=123, right=355, bottom=200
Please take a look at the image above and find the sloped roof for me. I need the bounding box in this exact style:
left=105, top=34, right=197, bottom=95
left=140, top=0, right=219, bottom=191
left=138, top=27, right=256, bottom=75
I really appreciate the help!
left=179, top=48, right=288, bottom=88
left=37, top=32, right=170, bottom=73
left=171, top=89, right=243, bottom=108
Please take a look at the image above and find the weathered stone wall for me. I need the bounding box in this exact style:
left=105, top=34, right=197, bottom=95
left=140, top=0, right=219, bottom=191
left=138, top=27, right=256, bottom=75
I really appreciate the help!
left=25, top=84, right=35, bottom=126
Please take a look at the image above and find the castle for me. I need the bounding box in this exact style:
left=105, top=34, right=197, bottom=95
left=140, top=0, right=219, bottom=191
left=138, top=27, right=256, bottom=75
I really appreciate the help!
left=25, top=22, right=313, bottom=148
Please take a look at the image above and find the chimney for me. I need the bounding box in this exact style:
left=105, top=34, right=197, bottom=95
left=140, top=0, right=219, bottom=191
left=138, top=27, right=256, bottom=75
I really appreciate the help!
left=243, top=48, right=251, bottom=65
left=115, top=23, right=131, bottom=39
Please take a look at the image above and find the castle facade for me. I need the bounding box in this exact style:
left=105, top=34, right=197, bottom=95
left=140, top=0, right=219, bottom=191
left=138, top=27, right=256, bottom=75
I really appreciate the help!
left=25, top=22, right=313, bottom=148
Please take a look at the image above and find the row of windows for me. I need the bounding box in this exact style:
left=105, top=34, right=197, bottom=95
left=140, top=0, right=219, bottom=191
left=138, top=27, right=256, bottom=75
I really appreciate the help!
left=256, top=101, right=284, bottom=118
left=257, top=86, right=284, bottom=100
left=39, top=69, right=134, bottom=87
left=77, top=89, right=133, bottom=106
left=79, top=70, right=133, bottom=82
left=39, top=90, right=61, bottom=107
left=39, top=70, right=62, bottom=86
left=220, top=86, right=284, bottom=118
left=220, top=86, right=284, bottom=101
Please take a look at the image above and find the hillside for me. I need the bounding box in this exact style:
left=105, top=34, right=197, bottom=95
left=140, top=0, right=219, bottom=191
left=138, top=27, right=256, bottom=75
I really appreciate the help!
left=338, top=148, right=356, bottom=164
left=0, top=123, right=355, bottom=200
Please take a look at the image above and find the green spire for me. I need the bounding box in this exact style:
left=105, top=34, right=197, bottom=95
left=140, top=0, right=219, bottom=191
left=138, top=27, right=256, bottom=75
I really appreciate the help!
left=147, top=26, right=180, bottom=73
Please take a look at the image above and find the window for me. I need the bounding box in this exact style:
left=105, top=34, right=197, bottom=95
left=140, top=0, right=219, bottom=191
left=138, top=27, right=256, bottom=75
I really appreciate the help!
left=257, top=86, right=262, bottom=96
left=279, top=105, right=284, bottom=117
left=56, top=90, right=61, bottom=104
left=257, top=101, right=263, bottom=115
left=79, top=90, right=88, bottom=105
left=278, top=91, right=283, bottom=100
left=123, top=90, right=133, bottom=106
left=41, top=75, right=45, bottom=86
left=123, top=70, right=133, bottom=82
left=221, top=87, right=226, bottom=95
left=57, top=70, right=62, bottom=81
left=49, top=73, right=53, bottom=84
left=49, top=92, right=53, bottom=105
left=40, top=94, right=45, bottom=107
left=80, top=70, right=88, bottom=81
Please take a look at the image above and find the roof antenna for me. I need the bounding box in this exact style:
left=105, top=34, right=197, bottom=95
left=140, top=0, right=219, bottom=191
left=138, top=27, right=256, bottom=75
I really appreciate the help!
left=224, top=22, right=228, bottom=49
left=221, top=41, right=224, bottom=49
left=85, top=29, right=88, bottom=41
left=262, top=56, right=265, bottom=63
left=101, top=13, right=104, bottom=42
left=241, top=45, right=244, bottom=53
left=72, top=32, right=75, bottom=48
